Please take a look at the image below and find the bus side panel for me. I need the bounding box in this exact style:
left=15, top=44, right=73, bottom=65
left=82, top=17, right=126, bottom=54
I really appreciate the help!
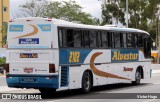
left=141, top=62, right=151, bottom=79
left=58, top=49, right=151, bottom=90
left=112, top=63, right=136, bottom=82
left=54, top=49, right=59, bottom=72
left=52, top=25, right=59, bottom=49
left=58, top=49, right=92, bottom=90
left=68, top=66, right=85, bottom=89
left=139, top=50, right=151, bottom=79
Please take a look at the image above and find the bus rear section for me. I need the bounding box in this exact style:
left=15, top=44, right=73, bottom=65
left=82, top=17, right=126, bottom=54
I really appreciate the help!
left=6, top=18, right=59, bottom=90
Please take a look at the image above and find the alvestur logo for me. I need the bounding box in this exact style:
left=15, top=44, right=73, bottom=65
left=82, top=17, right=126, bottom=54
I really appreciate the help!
left=111, top=49, right=139, bottom=62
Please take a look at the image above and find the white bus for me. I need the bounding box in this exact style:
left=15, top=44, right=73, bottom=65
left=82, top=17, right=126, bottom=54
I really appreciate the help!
left=6, top=17, right=151, bottom=93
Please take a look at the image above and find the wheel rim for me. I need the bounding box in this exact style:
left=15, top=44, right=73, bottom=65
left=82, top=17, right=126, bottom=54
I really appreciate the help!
left=84, top=73, right=90, bottom=90
left=135, top=71, right=141, bottom=83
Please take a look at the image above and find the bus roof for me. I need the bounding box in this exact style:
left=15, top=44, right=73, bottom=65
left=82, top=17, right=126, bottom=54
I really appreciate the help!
left=12, top=17, right=150, bottom=35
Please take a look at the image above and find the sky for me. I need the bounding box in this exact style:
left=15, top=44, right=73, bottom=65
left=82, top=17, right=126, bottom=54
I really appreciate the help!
left=10, top=0, right=102, bottom=19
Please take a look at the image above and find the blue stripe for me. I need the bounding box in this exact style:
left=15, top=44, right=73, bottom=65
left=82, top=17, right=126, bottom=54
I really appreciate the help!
left=37, top=24, right=51, bottom=31
left=59, top=49, right=92, bottom=65
left=6, top=75, right=59, bottom=89
left=9, top=25, right=23, bottom=32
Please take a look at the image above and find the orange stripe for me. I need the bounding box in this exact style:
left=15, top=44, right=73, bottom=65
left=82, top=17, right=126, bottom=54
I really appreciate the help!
left=90, top=52, right=130, bottom=80
left=13, top=25, right=38, bottom=39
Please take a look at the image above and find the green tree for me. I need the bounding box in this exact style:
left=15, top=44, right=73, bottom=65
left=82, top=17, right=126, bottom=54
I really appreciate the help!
left=101, top=0, right=125, bottom=25
left=19, top=0, right=48, bottom=17
left=101, top=0, right=160, bottom=40
left=1, top=23, right=8, bottom=47
left=0, top=57, right=6, bottom=69
left=18, top=0, right=98, bottom=25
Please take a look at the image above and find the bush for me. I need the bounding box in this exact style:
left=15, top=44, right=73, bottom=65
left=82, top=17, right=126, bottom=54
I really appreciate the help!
left=0, top=57, right=6, bottom=69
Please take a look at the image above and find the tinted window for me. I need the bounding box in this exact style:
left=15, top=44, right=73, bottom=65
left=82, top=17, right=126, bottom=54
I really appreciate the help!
left=144, top=36, right=151, bottom=58
left=134, top=34, right=138, bottom=47
left=127, top=34, right=135, bottom=47
left=138, top=34, right=143, bottom=47
left=58, top=29, right=62, bottom=47
left=102, top=31, right=108, bottom=48
left=65, top=29, right=74, bottom=47
left=62, top=29, right=67, bottom=47
left=90, top=31, right=97, bottom=47
left=123, top=33, right=127, bottom=48
left=132, top=34, right=136, bottom=47
left=112, top=32, right=115, bottom=48
left=74, top=30, right=82, bottom=47
left=108, top=32, right=112, bottom=47
left=114, top=32, right=121, bottom=48
left=97, top=32, right=102, bottom=48
left=127, top=34, right=132, bottom=47
left=83, top=30, right=90, bottom=47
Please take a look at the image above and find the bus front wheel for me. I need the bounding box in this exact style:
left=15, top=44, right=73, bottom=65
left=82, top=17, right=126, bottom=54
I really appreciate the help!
left=132, top=70, right=141, bottom=85
left=81, top=71, right=92, bottom=93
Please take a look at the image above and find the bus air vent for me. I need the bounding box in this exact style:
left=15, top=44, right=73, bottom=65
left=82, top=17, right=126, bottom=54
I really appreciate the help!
left=60, top=66, right=69, bottom=87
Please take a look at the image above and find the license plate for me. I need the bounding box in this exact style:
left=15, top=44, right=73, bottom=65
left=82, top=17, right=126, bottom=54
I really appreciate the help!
left=20, top=78, right=37, bottom=83
left=20, top=53, right=38, bottom=58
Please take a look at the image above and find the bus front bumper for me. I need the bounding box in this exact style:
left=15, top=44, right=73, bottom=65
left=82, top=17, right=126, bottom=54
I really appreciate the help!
left=6, top=74, right=59, bottom=89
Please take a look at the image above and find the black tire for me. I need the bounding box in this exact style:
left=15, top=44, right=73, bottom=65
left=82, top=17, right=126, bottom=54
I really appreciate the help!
left=81, top=71, right=92, bottom=93
left=39, top=88, right=56, bottom=94
left=132, top=70, right=141, bottom=85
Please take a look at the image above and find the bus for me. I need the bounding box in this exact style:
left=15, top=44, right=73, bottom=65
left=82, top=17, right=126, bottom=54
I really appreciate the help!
left=6, top=17, right=151, bottom=93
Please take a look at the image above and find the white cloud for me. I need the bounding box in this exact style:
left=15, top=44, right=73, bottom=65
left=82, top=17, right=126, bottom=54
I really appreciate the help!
left=56, top=0, right=102, bottom=18
left=80, top=0, right=102, bottom=18
left=10, top=0, right=26, bottom=19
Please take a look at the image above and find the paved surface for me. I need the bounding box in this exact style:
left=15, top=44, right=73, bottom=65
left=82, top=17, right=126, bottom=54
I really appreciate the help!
left=0, top=75, right=6, bottom=86
left=0, top=64, right=160, bottom=102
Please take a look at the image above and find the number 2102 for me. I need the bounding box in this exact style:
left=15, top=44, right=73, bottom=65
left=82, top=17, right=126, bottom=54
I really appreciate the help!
left=69, top=52, right=80, bottom=63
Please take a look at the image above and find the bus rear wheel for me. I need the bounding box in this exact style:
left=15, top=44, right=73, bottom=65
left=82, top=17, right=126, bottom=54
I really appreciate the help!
left=39, top=88, right=56, bottom=94
left=81, top=71, right=92, bottom=93
left=132, top=70, right=141, bottom=85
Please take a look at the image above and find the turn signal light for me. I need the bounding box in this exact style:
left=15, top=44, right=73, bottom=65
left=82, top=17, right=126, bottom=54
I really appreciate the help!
left=49, top=64, right=55, bottom=73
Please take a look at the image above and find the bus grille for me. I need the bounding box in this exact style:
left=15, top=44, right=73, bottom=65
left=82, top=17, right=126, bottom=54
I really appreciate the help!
left=61, top=66, right=68, bottom=87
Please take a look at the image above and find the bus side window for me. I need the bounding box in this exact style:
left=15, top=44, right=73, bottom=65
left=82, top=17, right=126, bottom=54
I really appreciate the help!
left=90, top=31, right=97, bottom=48
left=97, top=31, right=102, bottom=48
left=58, top=28, right=63, bottom=47
left=131, top=34, right=135, bottom=47
left=62, top=28, right=67, bottom=47
left=102, top=31, right=108, bottom=48
left=114, top=32, right=121, bottom=48
left=108, top=32, right=112, bottom=48
left=83, top=30, right=90, bottom=47
left=127, top=33, right=134, bottom=48
left=144, top=35, right=151, bottom=58
left=134, top=34, right=138, bottom=47
left=138, top=34, right=143, bottom=47
left=123, top=33, right=127, bottom=48
left=63, top=29, right=74, bottom=47
left=73, top=30, right=82, bottom=47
